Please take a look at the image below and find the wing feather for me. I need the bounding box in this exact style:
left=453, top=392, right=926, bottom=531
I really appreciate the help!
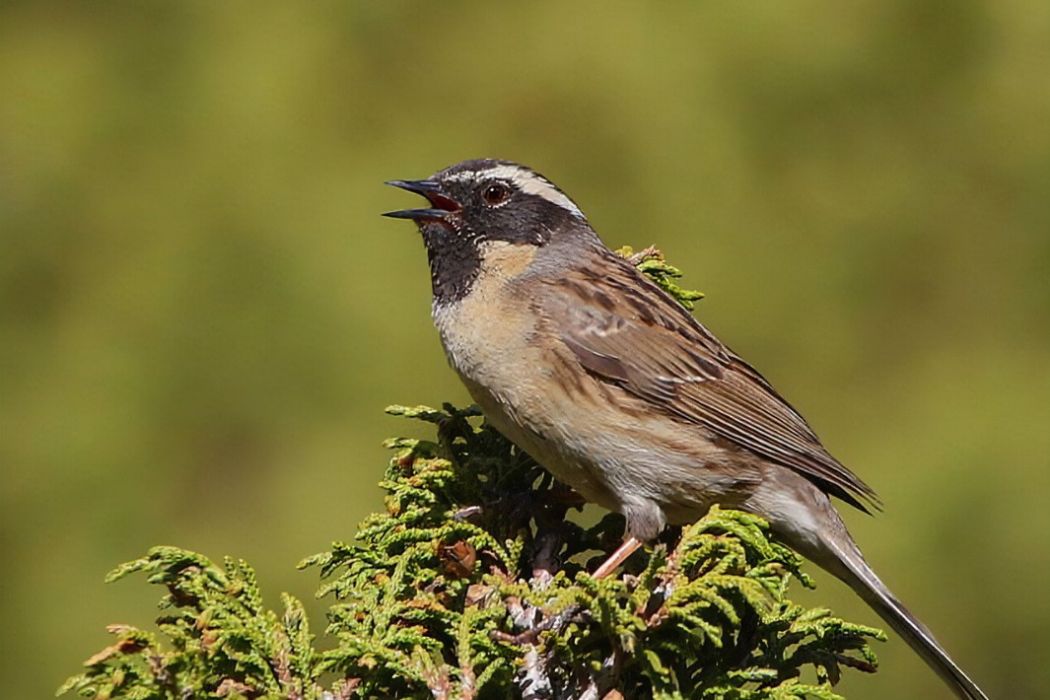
left=542, top=255, right=880, bottom=512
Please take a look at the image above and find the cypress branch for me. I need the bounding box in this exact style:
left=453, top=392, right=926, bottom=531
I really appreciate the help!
left=60, top=249, right=884, bottom=700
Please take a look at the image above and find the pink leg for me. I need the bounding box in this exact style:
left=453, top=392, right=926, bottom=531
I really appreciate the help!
left=592, top=536, right=644, bottom=579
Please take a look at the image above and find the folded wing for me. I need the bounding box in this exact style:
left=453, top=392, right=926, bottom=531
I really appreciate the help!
left=542, top=256, right=880, bottom=513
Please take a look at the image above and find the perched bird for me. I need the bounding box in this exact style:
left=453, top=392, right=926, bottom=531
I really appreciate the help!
left=385, top=158, right=988, bottom=700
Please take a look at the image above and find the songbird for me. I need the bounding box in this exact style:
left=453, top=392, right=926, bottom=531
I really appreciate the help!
left=384, top=158, right=988, bottom=699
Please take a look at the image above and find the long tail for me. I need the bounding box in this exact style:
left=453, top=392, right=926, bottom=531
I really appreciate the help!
left=822, top=537, right=989, bottom=700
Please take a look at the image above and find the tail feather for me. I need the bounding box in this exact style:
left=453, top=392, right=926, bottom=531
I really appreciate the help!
left=825, top=539, right=989, bottom=700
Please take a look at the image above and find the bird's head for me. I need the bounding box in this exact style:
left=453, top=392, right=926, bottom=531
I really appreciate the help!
left=385, top=159, right=593, bottom=303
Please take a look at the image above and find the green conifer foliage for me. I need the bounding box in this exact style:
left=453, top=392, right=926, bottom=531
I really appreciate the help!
left=61, top=250, right=884, bottom=700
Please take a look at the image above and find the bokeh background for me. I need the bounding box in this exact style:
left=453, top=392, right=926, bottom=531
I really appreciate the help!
left=3, top=2, right=1048, bottom=698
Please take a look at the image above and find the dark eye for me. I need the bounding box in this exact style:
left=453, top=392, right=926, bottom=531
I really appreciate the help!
left=481, top=182, right=511, bottom=206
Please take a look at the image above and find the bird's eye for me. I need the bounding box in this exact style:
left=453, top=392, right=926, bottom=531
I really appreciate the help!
left=481, top=182, right=511, bottom=206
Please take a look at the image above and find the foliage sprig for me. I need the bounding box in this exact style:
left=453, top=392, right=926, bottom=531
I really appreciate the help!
left=60, top=249, right=883, bottom=700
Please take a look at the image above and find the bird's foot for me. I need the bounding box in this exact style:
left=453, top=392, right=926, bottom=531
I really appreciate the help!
left=592, top=536, right=644, bottom=579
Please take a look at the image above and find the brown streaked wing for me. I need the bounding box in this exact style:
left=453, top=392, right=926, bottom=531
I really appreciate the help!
left=542, top=255, right=880, bottom=513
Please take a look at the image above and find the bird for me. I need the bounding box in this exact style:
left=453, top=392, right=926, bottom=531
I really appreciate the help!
left=384, top=158, right=988, bottom=700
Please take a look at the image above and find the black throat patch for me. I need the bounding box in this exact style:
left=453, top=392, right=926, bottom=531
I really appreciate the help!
left=421, top=224, right=482, bottom=304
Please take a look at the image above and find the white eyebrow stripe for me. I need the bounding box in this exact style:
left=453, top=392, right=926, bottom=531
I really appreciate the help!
left=446, top=164, right=585, bottom=219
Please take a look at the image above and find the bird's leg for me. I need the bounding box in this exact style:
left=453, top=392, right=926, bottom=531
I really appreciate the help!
left=592, top=536, right=644, bottom=579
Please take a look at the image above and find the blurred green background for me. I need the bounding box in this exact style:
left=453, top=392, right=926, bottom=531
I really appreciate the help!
left=2, top=2, right=1048, bottom=698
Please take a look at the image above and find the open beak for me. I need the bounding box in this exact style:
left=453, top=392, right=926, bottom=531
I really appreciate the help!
left=383, top=179, right=461, bottom=222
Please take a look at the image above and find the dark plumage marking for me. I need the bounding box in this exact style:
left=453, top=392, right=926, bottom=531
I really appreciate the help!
left=684, top=348, right=724, bottom=379
left=562, top=336, right=627, bottom=383
left=421, top=223, right=483, bottom=304
left=592, top=289, right=616, bottom=311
